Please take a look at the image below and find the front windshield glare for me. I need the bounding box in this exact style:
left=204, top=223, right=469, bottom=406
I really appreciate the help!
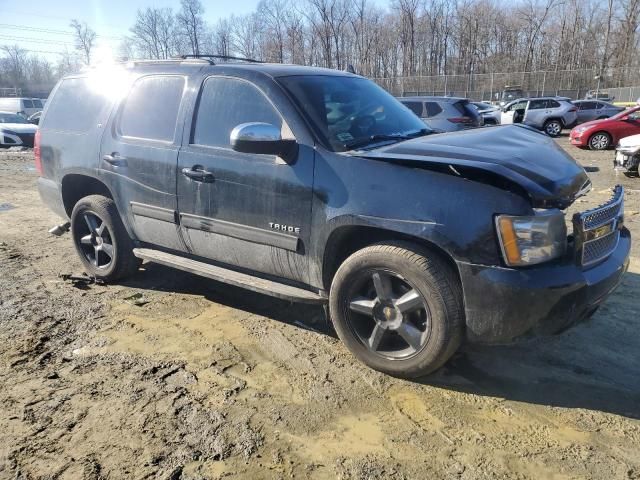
left=277, top=75, right=430, bottom=152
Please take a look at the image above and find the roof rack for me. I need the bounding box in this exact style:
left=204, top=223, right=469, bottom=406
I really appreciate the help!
left=174, top=54, right=263, bottom=64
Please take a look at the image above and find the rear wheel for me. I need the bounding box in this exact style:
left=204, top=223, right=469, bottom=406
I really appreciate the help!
left=543, top=119, right=563, bottom=137
left=70, top=195, right=140, bottom=281
left=329, top=242, right=463, bottom=378
left=588, top=132, right=611, bottom=150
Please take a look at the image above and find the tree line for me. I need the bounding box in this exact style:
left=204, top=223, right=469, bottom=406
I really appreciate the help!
left=1, top=0, right=640, bottom=93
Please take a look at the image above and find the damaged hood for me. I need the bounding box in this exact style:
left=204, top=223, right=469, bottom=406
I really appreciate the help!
left=355, top=125, right=590, bottom=208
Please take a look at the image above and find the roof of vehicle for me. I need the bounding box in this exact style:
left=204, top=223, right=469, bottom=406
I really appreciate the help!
left=399, top=96, right=468, bottom=102
left=573, top=99, right=617, bottom=106
left=115, top=59, right=359, bottom=79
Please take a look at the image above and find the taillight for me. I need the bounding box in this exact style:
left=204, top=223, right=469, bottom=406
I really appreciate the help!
left=447, top=117, right=473, bottom=124
left=34, top=129, right=42, bottom=175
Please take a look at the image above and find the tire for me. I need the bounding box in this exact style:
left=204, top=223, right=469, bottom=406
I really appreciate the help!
left=543, top=119, right=563, bottom=137
left=588, top=131, right=611, bottom=150
left=70, top=195, right=140, bottom=282
left=329, top=242, right=464, bottom=378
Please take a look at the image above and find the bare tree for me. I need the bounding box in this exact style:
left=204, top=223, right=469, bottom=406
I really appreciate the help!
left=177, top=0, right=205, bottom=56
left=131, top=8, right=177, bottom=59
left=70, top=19, right=96, bottom=65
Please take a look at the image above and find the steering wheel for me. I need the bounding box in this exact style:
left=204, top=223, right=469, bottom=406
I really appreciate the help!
left=350, top=114, right=376, bottom=137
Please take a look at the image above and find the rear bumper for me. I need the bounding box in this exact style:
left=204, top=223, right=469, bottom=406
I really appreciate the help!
left=37, top=177, right=68, bottom=220
left=457, top=228, right=631, bottom=344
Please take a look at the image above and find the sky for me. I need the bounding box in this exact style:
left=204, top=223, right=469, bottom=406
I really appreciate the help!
left=0, top=0, right=265, bottom=62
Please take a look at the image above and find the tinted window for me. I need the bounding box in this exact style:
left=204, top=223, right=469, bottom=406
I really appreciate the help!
left=528, top=99, right=547, bottom=110
left=402, top=101, right=423, bottom=116
left=22, top=99, right=33, bottom=108
left=193, top=77, right=282, bottom=148
left=41, top=78, right=107, bottom=132
left=546, top=100, right=560, bottom=108
left=32, top=99, right=43, bottom=108
left=425, top=102, right=443, bottom=117
left=119, top=76, right=184, bottom=141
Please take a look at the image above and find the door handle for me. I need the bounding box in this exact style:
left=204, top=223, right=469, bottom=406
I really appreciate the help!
left=182, top=165, right=214, bottom=183
left=103, top=153, right=127, bottom=167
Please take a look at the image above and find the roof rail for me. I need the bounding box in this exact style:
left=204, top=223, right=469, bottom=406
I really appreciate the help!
left=174, top=54, right=263, bottom=64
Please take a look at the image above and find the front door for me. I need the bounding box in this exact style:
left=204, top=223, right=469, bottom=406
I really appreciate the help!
left=99, top=74, right=187, bottom=252
left=176, top=76, right=314, bottom=284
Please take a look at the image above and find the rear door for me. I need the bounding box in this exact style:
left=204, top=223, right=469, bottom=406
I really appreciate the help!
left=176, top=75, right=314, bottom=284
left=99, top=74, right=188, bottom=252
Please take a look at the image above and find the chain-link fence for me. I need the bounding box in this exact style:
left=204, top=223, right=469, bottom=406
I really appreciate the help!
left=374, top=67, right=640, bottom=102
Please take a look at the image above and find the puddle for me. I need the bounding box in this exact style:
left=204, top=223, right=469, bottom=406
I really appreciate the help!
left=0, top=203, right=16, bottom=212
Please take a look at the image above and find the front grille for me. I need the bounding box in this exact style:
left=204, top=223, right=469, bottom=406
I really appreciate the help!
left=572, top=185, right=624, bottom=267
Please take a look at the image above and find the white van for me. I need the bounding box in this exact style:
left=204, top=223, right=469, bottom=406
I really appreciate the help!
left=0, top=97, right=44, bottom=117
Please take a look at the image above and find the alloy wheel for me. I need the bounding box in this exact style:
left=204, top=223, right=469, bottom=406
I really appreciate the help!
left=346, top=270, right=431, bottom=359
left=590, top=134, right=609, bottom=150
left=76, top=212, right=115, bottom=269
left=545, top=121, right=562, bottom=136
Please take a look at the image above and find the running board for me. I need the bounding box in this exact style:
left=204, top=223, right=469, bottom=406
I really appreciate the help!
left=132, top=248, right=327, bottom=304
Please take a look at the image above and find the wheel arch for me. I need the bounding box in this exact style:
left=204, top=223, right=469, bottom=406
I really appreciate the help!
left=61, top=174, right=114, bottom=217
left=321, top=224, right=461, bottom=294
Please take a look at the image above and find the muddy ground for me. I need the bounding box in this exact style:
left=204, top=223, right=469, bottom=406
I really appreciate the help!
left=0, top=136, right=639, bottom=480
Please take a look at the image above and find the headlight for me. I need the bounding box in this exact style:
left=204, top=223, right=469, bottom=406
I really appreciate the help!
left=495, top=210, right=567, bottom=266
left=575, top=126, right=588, bottom=134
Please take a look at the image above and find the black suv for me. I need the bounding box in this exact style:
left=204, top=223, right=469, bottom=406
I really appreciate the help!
left=36, top=57, right=630, bottom=378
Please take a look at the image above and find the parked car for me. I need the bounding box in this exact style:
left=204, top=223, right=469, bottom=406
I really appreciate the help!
left=614, top=133, right=640, bottom=176
left=36, top=58, right=629, bottom=378
left=0, top=111, right=38, bottom=147
left=470, top=101, right=501, bottom=125
left=572, top=100, right=624, bottom=124
left=570, top=105, right=640, bottom=150
left=500, top=97, right=578, bottom=136
left=585, top=90, right=614, bottom=102
left=0, top=97, right=44, bottom=117
left=399, top=96, right=482, bottom=131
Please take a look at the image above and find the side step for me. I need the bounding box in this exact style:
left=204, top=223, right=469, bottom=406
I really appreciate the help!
left=133, top=248, right=327, bottom=304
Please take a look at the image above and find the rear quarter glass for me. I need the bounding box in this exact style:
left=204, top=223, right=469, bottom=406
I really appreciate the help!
left=40, top=77, right=108, bottom=133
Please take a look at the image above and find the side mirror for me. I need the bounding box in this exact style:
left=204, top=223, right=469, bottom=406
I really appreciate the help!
left=230, top=122, right=298, bottom=163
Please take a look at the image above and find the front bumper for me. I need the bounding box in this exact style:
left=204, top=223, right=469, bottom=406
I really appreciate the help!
left=614, top=147, right=640, bottom=172
left=570, top=131, right=588, bottom=146
left=457, top=228, right=630, bottom=344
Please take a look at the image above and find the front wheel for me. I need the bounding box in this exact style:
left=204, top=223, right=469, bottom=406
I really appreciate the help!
left=70, top=195, right=140, bottom=282
left=588, top=132, right=611, bottom=150
left=329, top=242, right=464, bottom=378
left=544, top=119, right=563, bottom=137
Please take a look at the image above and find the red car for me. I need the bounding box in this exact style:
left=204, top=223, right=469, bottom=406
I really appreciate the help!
left=570, top=105, right=640, bottom=150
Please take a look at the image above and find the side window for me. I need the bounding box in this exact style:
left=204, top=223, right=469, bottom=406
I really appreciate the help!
left=22, top=99, right=34, bottom=108
left=192, top=77, right=283, bottom=148
left=119, top=75, right=185, bottom=142
left=528, top=99, right=546, bottom=110
left=40, top=78, right=108, bottom=133
left=32, top=99, right=43, bottom=108
left=546, top=100, right=560, bottom=109
left=594, top=102, right=605, bottom=110
left=402, top=101, right=423, bottom=117
left=424, top=102, right=443, bottom=117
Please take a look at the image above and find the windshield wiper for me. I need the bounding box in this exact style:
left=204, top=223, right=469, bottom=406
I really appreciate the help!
left=344, top=128, right=431, bottom=151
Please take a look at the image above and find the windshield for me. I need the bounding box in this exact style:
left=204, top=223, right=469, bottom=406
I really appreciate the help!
left=277, top=75, right=430, bottom=152
left=0, top=113, right=28, bottom=124
left=611, top=106, right=640, bottom=120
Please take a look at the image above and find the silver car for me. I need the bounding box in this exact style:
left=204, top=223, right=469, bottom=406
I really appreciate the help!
left=399, top=96, right=482, bottom=132
left=501, top=97, right=578, bottom=137
left=573, top=100, right=624, bottom=124
left=470, top=101, right=501, bottom=125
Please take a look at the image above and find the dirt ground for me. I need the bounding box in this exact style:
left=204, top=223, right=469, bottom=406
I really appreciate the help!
left=0, top=136, right=639, bottom=480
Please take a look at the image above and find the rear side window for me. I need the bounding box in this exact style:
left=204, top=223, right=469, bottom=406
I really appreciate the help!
left=192, top=77, right=282, bottom=148
left=424, top=102, right=442, bottom=117
left=546, top=100, right=560, bottom=108
left=528, top=99, right=547, bottom=110
left=41, top=78, right=107, bottom=133
left=32, top=99, right=43, bottom=108
left=119, top=75, right=185, bottom=142
left=402, top=101, right=423, bottom=116
left=22, top=99, right=34, bottom=108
